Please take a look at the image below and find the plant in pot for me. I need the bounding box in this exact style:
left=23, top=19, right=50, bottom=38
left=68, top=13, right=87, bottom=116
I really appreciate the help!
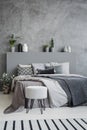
left=1, top=73, right=15, bottom=94
left=43, top=44, right=49, bottom=52
left=49, top=38, right=54, bottom=52
left=9, top=34, right=16, bottom=52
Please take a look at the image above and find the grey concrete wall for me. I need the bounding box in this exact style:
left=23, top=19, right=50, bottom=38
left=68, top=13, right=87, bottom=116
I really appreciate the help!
left=0, top=0, right=87, bottom=76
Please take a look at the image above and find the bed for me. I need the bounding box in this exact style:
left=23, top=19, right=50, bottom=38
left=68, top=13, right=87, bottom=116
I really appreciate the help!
left=4, top=52, right=87, bottom=114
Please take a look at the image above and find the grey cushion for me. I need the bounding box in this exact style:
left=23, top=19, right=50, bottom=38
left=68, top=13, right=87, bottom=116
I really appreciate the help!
left=32, top=63, right=45, bottom=74
left=50, top=62, right=69, bottom=74
left=37, top=68, right=54, bottom=74
left=54, top=64, right=69, bottom=74
left=17, top=65, right=33, bottom=75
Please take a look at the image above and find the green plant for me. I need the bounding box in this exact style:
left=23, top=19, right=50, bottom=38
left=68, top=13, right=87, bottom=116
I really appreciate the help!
left=49, top=38, right=54, bottom=52
left=9, top=34, right=16, bottom=47
left=49, top=38, right=54, bottom=48
left=43, top=44, right=48, bottom=48
left=1, top=73, right=15, bottom=90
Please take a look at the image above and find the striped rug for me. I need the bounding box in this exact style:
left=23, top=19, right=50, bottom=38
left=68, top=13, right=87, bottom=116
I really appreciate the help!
left=0, top=118, right=87, bottom=130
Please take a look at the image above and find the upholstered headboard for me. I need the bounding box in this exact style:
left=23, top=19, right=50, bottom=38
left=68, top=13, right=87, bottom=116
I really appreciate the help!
left=6, top=52, right=76, bottom=75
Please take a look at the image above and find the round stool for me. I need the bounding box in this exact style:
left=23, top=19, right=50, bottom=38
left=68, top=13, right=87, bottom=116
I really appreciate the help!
left=25, top=86, right=47, bottom=114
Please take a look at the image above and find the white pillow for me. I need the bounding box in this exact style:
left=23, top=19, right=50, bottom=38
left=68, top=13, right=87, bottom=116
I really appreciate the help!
left=32, top=63, right=45, bottom=74
left=51, top=62, right=70, bottom=74
left=51, top=62, right=59, bottom=66
left=45, top=62, right=51, bottom=69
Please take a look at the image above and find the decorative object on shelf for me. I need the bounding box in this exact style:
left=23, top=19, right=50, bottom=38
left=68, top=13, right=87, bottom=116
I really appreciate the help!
left=64, top=46, right=68, bottom=52
left=22, top=44, right=28, bottom=52
left=42, top=38, right=55, bottom=52
left=67, top=45, right=72, bottom=53
left=9, top=34, right=16, bottom=52
left=1, top=73, right=15, bottom=94
left=63, top=45, right=72, bottom=53
left=18, top=43, right=22, bottom=52
left=42, top=44, right=49, bottom=52
left=49, top=38, right=54, bottom=52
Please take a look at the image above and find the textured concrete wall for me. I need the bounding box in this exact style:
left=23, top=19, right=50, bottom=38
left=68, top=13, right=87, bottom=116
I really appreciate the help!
left=0, top=0, right=87, bottom=76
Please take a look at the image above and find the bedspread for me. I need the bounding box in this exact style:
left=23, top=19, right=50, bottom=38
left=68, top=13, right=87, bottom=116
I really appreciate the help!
left=42, top=75, right=87, bottom=106
left=4, top=76, right=67, bottom=113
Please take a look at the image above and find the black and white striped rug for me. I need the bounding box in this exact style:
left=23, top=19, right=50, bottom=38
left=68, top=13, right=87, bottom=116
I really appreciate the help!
left=0, top=118, right=87, bottom=130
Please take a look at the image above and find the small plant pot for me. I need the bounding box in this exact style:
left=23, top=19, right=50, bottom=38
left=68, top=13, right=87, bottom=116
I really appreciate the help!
left=51, top=47, right=55, bottom=52
left=11, top=46, right=15, bottom=52
left=49, top=47, right=54, bottom=52
left=46, top=47, right=49, bottom=52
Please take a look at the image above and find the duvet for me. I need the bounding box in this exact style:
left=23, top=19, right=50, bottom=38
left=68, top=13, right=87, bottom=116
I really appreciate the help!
left=4, top=74, right=87, bottom=114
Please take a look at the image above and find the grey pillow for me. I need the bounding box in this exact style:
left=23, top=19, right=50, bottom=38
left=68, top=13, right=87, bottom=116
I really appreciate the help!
left=54, top=64, right=69, bottom=74
left=37, top=68, right=54, bottom=74
left=17, top=65, right=33, bottom=75
left=32, top=63, right=45, bottom=74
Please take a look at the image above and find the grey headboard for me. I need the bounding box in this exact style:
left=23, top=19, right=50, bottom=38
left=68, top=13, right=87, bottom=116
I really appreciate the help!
left=6, top=52, right=76, bottom=75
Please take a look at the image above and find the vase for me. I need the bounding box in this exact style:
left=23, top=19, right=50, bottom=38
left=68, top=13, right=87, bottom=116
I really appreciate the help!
left=11, top=46, right=15, bottom=52
left=51, top=47, right=55, bottom=52
left=64, top=46, right=68, bottom=52
left=49, top=47, right=54, bottom=52
left=18, top=43, right=22, bottom=52
left=22, top=44, right=28, bottom=52
left=67, top=46, right=72, bottom=53
left=46, top=47, right=49, bottom=52
left=64, top=46, right=72, bottom=53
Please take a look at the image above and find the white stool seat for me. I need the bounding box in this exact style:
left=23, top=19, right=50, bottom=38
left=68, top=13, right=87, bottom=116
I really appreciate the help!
left=25, top=86, right=47, bottom=99
left=25, top=86, right=47, bottom=114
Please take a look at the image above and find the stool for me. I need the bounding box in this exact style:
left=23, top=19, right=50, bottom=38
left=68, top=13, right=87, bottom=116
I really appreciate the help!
left=25, top=86, right=47, bottom=114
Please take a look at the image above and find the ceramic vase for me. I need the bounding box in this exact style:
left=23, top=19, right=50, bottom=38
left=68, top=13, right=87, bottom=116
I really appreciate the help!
left=22, top=44, right=28, bottom=52
left=46, top=47, right=49, bottom=52
left=11, top=46, right=15, bottom=52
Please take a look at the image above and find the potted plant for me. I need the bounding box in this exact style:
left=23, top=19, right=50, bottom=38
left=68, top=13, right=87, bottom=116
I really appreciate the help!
left=9, top=34, right=16, bottom=52
left=49, top=38, right=54, bottom=52
left=1, top=73, right=15, bottom=94
left=43, top=44, right=49, bottom=52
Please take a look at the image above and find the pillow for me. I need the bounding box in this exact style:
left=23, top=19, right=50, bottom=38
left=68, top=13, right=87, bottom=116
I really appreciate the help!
left=51, top=62, right=70, bottom=74
left=50, top=62, right=59, bottom=66
left=45, top=63, right=51, bottom=68
left=37, top=68, right=54, bottom=74
left=17, top=64, right=33, bottom=75
left=18, top=64, right=31, bottom=67
left=32, top=63, right=45, bottom=74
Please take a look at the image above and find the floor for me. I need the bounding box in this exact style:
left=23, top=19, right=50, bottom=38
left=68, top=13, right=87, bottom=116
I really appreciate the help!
left=0, top=92, right=87, bottom=121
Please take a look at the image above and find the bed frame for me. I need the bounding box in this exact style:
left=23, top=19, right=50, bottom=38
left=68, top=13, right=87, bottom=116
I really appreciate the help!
left=6, top=52, right=76, bottom=75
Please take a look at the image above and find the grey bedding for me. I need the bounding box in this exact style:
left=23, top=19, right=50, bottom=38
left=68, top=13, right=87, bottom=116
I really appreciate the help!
left=44, top=75, right=87, bottom=106
left=4, top=74, right=87, bottom=114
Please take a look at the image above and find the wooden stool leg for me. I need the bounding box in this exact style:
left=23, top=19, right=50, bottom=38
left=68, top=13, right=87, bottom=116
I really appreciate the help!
left=30, top=99, right=34, bottom=109
left=43, top=99, right=45, bottom=110
left=25, top=98, right=28, bottom=108
left=25, top=98, right=29, bottom=113
left=38, top=99, right=43, bottom=114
